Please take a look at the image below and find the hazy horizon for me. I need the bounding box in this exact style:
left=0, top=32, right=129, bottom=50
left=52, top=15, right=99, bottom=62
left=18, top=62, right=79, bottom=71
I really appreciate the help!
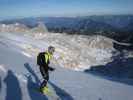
left=0, top=0, right=133, bottom=20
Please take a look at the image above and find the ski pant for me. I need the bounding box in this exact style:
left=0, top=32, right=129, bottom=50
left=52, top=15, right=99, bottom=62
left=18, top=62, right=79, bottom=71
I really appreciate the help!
left=39, top=66, right=49, bottom=88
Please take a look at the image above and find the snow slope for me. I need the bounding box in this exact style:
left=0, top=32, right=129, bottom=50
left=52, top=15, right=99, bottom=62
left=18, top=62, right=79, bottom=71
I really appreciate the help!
left=0, top=32, right=117, bottom=71
left=0, top=32, right=133, bottom=100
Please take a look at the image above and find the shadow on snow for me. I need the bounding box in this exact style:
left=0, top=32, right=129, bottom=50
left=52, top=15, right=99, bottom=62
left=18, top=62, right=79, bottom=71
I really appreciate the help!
left=4, top=70, right=22, bottom=100
left=24, top=62, right=74, bottom=100
left=85, top=57, right=133, bottom=86
left=85, top=43, right=133, bottom=86
left=49, top=81, right=74, bottom=100
left=0, top=77, right=1, bottom=93
left=24, top=63, right=48, bottom=100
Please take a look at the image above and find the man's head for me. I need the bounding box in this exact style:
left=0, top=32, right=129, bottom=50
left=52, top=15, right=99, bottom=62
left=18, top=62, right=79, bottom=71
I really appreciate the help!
left=48, top=46, right=55, bottom=54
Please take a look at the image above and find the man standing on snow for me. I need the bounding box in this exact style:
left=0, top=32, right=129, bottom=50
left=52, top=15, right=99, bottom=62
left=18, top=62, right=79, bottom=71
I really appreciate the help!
left=37, top=46, right=55, bottom=93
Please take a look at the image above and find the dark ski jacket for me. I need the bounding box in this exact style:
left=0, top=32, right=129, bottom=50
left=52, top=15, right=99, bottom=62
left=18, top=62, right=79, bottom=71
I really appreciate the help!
left=37, top=51, right=54, bottom=72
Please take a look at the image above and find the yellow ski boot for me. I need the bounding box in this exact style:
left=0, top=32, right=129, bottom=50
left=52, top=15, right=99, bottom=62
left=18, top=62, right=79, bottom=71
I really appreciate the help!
left=41, top=86, right=52, bottom=95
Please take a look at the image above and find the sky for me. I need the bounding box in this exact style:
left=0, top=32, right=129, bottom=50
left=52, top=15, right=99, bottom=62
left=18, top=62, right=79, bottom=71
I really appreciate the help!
left=0, top=0, right=133, bottom=20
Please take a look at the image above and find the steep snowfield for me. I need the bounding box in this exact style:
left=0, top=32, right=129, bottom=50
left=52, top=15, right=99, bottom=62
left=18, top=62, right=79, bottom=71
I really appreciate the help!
left=0, top=32, right=133, bottom=100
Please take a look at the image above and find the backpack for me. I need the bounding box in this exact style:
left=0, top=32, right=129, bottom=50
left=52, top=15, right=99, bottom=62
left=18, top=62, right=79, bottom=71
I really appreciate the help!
left=37, top=52, right=45, bottom=66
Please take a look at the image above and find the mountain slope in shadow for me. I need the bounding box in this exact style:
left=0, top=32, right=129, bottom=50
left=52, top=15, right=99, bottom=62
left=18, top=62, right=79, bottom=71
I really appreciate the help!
left=85, top=57, right=133, bottom=86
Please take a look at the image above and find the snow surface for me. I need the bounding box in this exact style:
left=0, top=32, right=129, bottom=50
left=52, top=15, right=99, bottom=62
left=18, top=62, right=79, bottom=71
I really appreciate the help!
left=0, top=32, right=117, bottom=71
left=0, top=32, right=133, bottom=100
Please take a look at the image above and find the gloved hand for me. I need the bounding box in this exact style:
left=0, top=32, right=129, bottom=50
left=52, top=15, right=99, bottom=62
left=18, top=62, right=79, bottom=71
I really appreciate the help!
left=48, top=67, right=55, bottom=71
